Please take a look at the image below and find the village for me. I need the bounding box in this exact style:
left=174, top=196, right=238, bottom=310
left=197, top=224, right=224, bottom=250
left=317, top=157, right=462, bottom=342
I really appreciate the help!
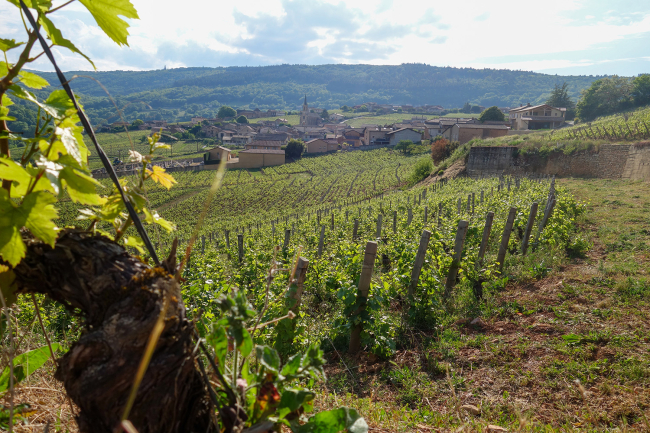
left=102, top=96, right=569, bottom=171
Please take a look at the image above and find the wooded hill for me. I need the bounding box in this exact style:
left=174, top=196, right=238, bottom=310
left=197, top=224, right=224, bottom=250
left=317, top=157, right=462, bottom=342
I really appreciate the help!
left=24, top=64, right=601, bottom=126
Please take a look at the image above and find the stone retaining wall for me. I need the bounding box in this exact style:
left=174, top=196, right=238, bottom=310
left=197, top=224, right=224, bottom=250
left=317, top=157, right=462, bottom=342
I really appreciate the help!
left=467, top=144, right=650, bottom=180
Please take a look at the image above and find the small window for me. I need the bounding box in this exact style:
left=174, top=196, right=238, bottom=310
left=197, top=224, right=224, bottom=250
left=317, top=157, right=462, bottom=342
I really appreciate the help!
left=533, top=111, right=538, bottom=116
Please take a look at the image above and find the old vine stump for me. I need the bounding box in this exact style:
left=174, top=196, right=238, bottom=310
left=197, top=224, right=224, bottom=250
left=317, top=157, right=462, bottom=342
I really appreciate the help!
left=12, top=230, right=213, bottom=433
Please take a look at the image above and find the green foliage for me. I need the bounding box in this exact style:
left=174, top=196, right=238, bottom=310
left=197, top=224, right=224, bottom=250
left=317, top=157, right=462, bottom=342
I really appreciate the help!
left=77, top=0, right=139, bottom=46
left=218, top=106, right=237, bottom=118
left=395, top=140, right=414, bottom=155
left=236, top=115, right=249, bottom=124
left=409, top=157, right=432, bottom=185
left=0, top=344, right=60, bottom=393
left=198, top=290, right=367, bottom=431
left=478, top=106, right=505, bottom=122
left=546, top=82, right=575, bottom=119
left=631, top=74, right=650, bottom=107
left=285, top=139, right=304, bottom=160
left=576, top=76, right=633, bottom=121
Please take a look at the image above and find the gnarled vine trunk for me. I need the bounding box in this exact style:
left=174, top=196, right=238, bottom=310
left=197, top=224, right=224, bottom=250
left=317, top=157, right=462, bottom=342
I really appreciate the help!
left=12, top=230, right=213, bottom=433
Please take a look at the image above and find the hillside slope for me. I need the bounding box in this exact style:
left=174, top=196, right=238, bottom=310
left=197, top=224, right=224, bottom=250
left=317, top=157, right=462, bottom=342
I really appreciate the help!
left=24, top=64, right=602, bottom=126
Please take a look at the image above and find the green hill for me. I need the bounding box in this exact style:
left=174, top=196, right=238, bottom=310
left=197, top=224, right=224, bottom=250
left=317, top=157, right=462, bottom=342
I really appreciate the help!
left=22, top=64, right=602, bottom=128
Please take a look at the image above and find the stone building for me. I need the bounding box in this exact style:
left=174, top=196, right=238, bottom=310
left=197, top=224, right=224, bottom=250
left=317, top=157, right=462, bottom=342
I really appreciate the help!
left=386, top=128, right=422, bottom=146
left=449, top=123, right=510, bottom=144
left=235, top=149, right=285, bottom=169
left=300, top=95, right=323, bottom=126
left=509, top=104, right=566, bottom=130
left=305, top=138, right=338, bottom=153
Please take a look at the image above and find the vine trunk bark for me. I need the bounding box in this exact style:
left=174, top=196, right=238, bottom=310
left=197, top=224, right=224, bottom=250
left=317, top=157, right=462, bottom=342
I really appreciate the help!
left=12, top=230, right=213, bottom=433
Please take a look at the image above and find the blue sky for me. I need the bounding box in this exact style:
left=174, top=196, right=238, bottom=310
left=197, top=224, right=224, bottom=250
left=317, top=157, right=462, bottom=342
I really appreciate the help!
left=2, top=0, right=649, bottom=76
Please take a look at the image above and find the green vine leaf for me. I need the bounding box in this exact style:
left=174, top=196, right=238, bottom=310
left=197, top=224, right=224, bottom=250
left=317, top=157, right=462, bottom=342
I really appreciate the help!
left=1, top=94, right=13, bottom=106
left=0, top=157, right=32, bottom=189
left=21, top=191, right=59, bottom=248
left=60, top=167, right=104, bottom=205
left=7, top=0, right=52, bottom=13
left=0, top=264, right=18, bottom=307
left=0, top=38, right=25, bottom=53
left=38, top=15, right=96, bottom=69
left=78, top=0, right=139, bottom=47
left=0, top=106, right=16, bottom=121
left=143, top=208, right=175, bottom=232
left=0, top=190, right=59, bottom=266
left=294, top=407, right=368, bottom=433
left=18, top=71, right=49, bottom=89
left=123, top=235, right=144, bottom=253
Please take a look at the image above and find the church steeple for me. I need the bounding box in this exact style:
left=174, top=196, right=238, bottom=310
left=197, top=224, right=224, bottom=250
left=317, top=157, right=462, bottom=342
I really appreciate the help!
left=304, top=94, right=307, bottom=106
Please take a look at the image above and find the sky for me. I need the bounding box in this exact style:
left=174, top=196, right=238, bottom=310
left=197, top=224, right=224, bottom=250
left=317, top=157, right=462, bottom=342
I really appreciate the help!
left=2, top=0, right=650, bottom=76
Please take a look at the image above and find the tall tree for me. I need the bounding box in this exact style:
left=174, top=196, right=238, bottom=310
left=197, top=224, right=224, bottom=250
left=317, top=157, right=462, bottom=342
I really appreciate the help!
left=546, top=82, right=576, bottom=120
left=576, top=76, right=633, bottom=121
left=217, top=105, right=236, bottom=118
left=631, top=74, right=650, bottom=107
left=285, top=139, right=304, bottom=159
left=478, top=106, right=505, bottom=122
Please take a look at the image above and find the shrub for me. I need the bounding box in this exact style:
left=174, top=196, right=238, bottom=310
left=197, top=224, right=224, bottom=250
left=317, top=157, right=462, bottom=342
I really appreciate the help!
left=410, top=157, right=433, bottom=185
left=431, top=137, right=449, bottom=163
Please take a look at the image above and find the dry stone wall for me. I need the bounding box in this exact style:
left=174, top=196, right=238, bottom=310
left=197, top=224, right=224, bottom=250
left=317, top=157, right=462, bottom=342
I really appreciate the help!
left=467, top=144, right=650, bottom=180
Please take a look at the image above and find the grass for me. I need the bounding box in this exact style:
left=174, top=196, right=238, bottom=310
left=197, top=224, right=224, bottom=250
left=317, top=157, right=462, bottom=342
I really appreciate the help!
left=345, top=112, right=480, bottom=128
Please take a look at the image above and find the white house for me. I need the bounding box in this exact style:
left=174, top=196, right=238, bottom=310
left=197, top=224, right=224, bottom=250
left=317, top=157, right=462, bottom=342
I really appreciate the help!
left=386, top=128, right=422, bottom=146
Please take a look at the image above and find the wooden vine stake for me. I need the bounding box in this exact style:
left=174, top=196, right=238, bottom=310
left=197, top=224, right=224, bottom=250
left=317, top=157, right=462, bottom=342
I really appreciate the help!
left=476, top=211, right=494, bottom=267
left=225, top=229, right=230, bottom=249
left=353, top=219, right=359, bottom=240
left=496, top=207, right=517, bottom=273
left=444, top=220, right=469, bottom=297
left=283, top=229, right=291, bottom=250
left=201, top=235, right=205, bottom=255
left=409, top=230, right=431, bottom=297
left=521, top=202, right=539, bottom=255
left=392, top=211, right=397, bottom=234
left=318, top=225, right=326, bottom=257
left=237, top=234, right=244, bottom=263
left=288, top=257, right=309, bottom=314
left=349, top=241, right=378, bottom=354
left=376, top=214, right=382, bottom=238
left=532, top=199, right=556, bottom=252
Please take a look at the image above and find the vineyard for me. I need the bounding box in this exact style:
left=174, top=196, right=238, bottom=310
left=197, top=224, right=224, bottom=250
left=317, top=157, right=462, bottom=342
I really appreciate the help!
left=169, top=174, right=582, bottom=358
left=83, top=130, right=209, bottom=169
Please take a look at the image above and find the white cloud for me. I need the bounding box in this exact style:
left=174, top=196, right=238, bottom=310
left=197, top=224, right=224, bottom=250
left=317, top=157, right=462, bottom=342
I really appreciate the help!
left=1, top=0, right=649, bottom=75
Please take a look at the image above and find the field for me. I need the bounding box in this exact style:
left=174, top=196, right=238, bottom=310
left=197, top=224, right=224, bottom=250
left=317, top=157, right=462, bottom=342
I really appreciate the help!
left=345, top=112, right=480, bottom=128
left=6, top=143, right=650, bottom=431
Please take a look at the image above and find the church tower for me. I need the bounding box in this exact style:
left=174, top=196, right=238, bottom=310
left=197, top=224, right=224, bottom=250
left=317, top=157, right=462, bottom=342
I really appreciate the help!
left=300, top=95, right=308, bottom=126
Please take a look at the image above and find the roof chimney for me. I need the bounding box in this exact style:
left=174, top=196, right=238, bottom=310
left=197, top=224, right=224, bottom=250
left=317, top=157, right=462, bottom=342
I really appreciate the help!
left=527, top=102, right=531, bottom=107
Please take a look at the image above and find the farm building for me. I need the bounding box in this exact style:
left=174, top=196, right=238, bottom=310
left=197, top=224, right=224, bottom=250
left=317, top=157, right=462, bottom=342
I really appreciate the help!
left=386, top=128, right=422, bottom=146
left=305, top=139, right=338, bottom=153
left=204, top=146, right=232, bottom=165
left=234, top=149, right=285, bottom=169
left=449, top=123, right=510, bottom=144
